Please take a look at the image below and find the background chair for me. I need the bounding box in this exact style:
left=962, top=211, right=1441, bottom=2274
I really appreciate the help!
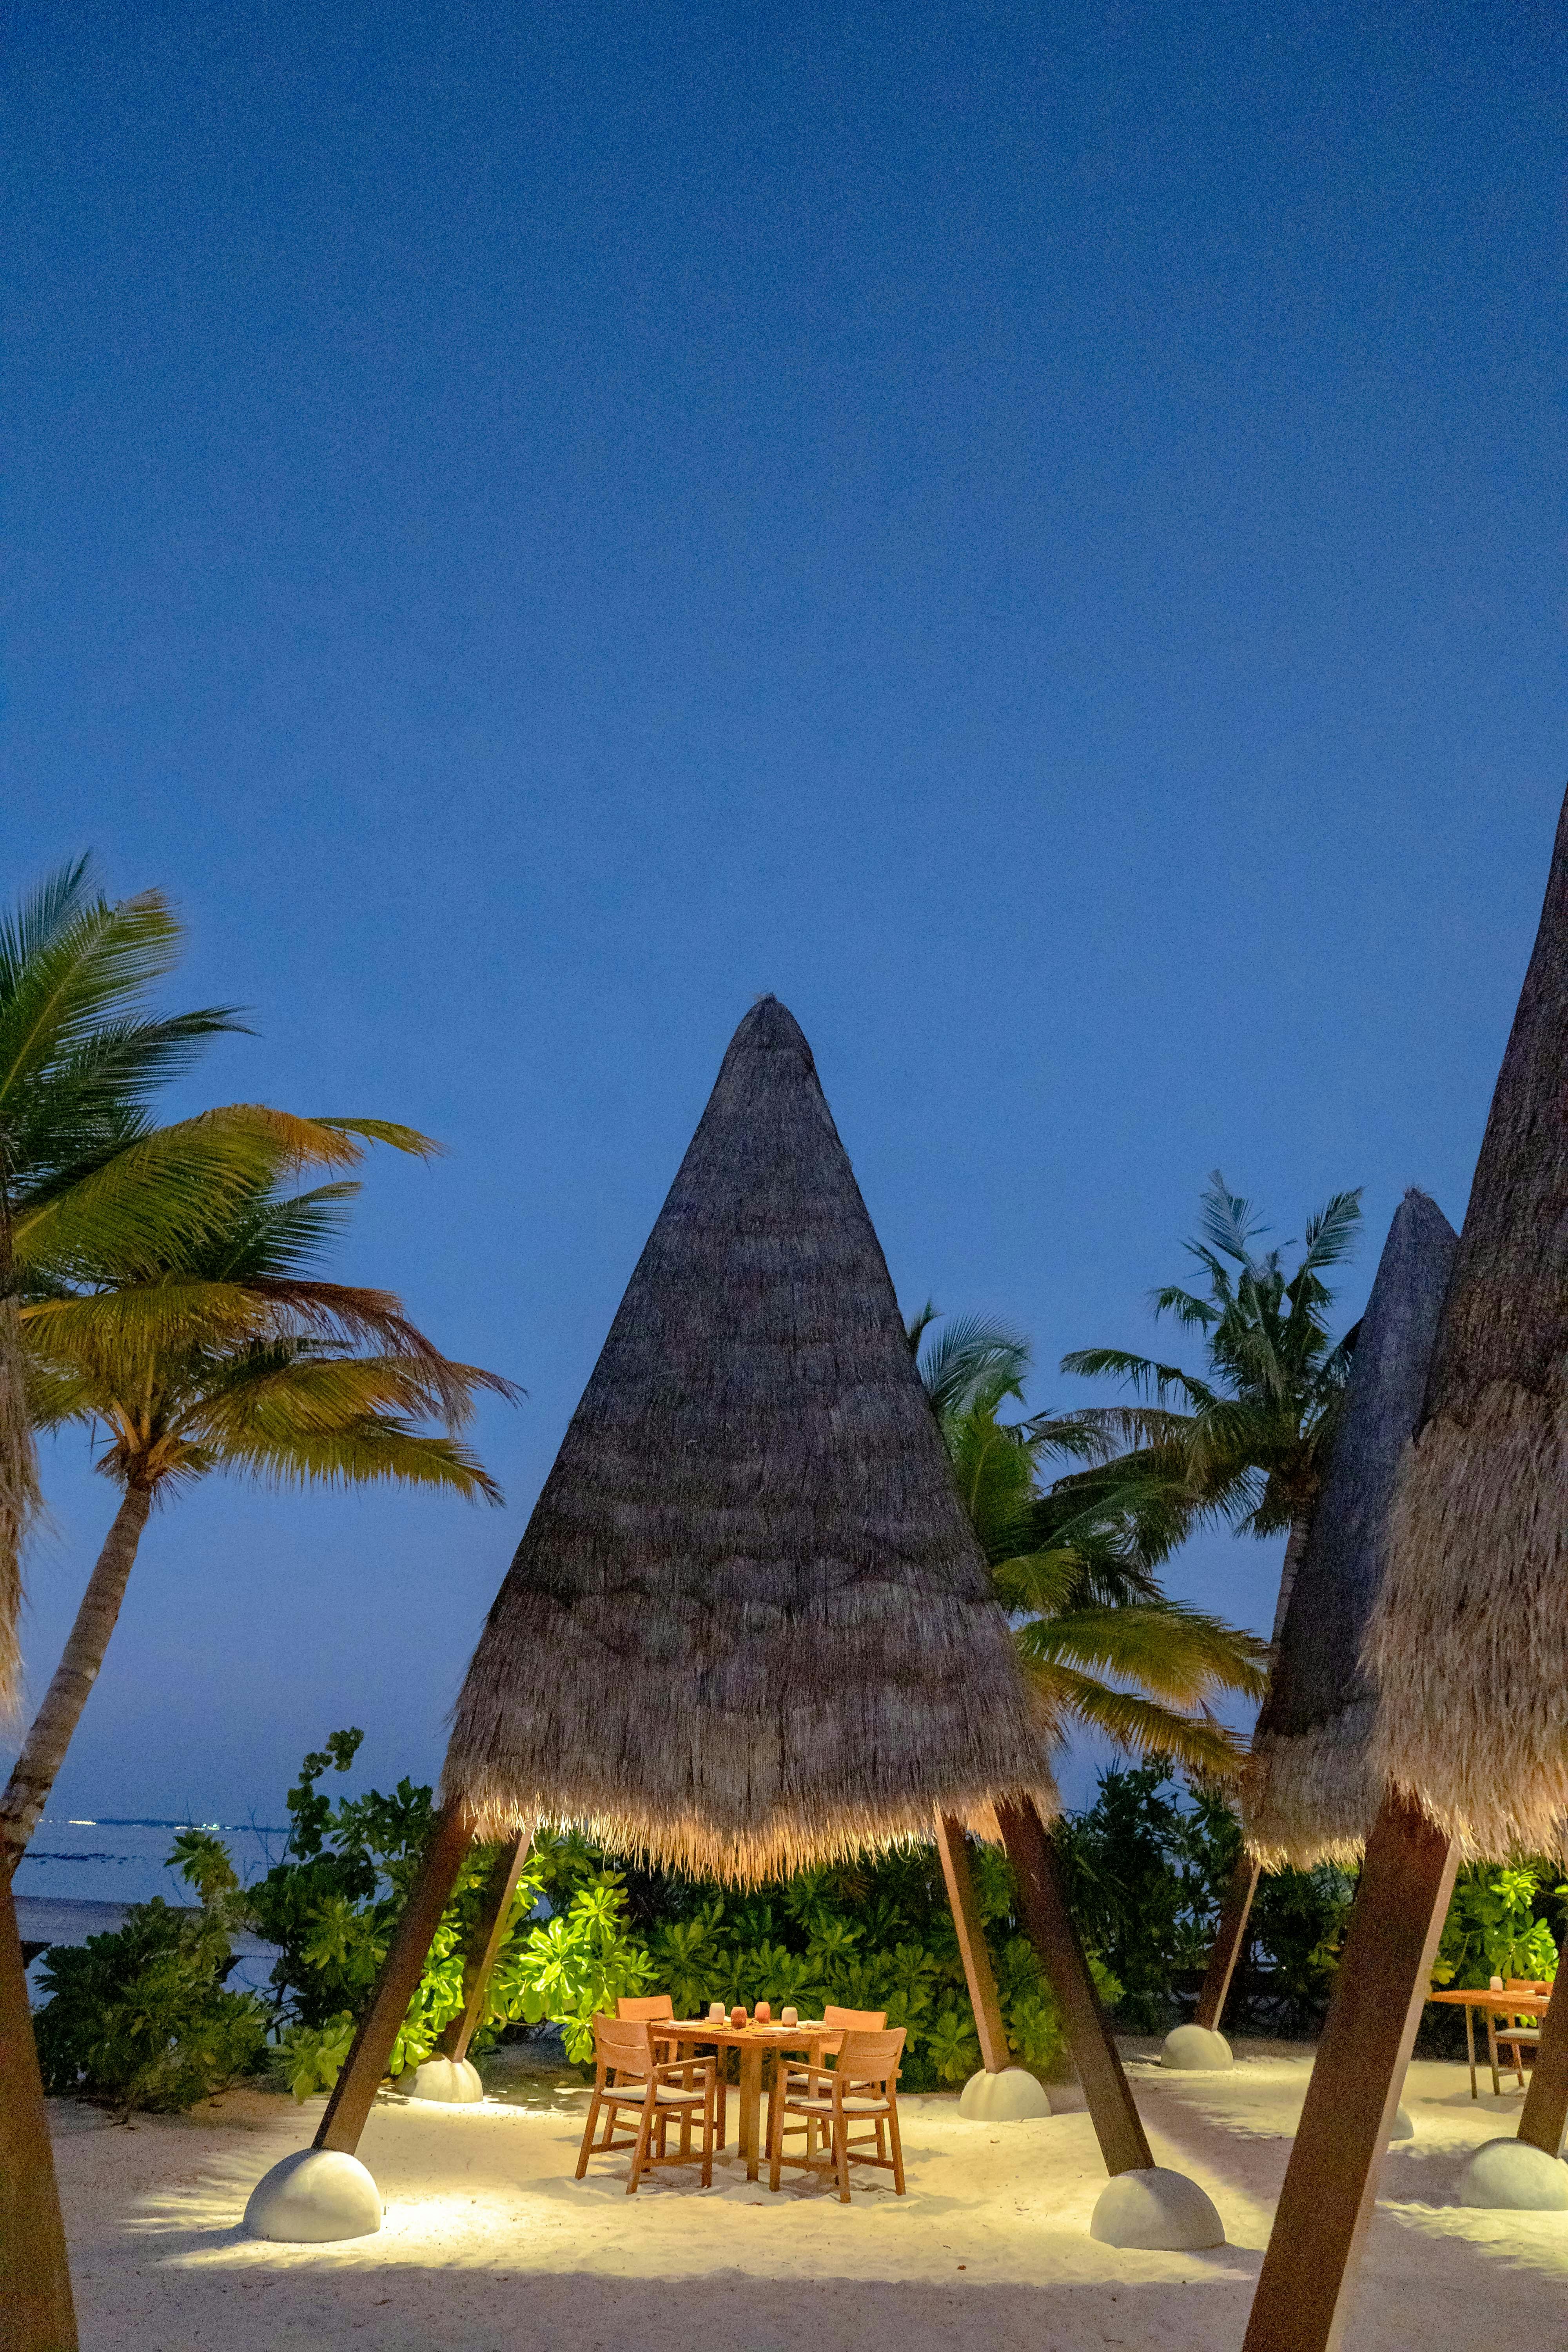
left=618, top=1991, right=728, bottom=2147
left=769, top=2024, right=907, bottom=2203
left=1492, top=1978, right=1548, bottom=2090
left=576, top=2013, right=716, bottom=2194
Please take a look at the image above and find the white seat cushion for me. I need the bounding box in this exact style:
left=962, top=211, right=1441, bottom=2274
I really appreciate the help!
left=603, top=2081, right=707, bottom=2105
left=787, top=2094, right=888, bottom=2115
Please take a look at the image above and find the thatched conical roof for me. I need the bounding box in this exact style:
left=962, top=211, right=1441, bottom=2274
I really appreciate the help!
left=442, top=996, right=1057, bottom=1881
left=1369, top=786, right=1568, bottom=1856
left=1242, top=1189, right=1457, bottom=1869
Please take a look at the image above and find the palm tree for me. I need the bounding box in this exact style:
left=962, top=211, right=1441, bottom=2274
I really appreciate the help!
left=1060, top=1172, right=1362, bottom=1647
left=0, top=853, right=403, bottom=2341
left=910, top=1308, right=1268, bottom=1780
left=2, top=1162, right=519, bottom=1870
left=0, top=858, right=254, bottom=1714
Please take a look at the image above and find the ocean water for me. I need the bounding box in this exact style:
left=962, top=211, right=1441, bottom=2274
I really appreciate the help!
left=15, top=1812, right=291, bottom=1908
left=14, top=1814, right=291, bottom=2002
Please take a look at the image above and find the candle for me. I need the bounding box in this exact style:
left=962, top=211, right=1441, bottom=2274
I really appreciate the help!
left=708, top=2001, right=725, bottom=2022
left=780, top=2006, right=799, bottom=2027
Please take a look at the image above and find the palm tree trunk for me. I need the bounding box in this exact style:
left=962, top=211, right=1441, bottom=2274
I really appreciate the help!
left=0, top=1152, right=42, bottom=1720
left=0, top=1292, right=39, bottom=1723
left=1269, top=1509, right=1313, bottom=1655
left=0, top=1480, right=153, bottom=1877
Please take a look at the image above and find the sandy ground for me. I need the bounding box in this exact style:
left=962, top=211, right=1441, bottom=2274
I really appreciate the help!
left=49, top=2038, right=1568, bottom=2352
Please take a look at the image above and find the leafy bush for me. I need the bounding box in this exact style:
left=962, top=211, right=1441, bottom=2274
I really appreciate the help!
left=1058, top=1762, right=1356, bottom=2035
left=34, top=1890, right=268, bottom=2116
left=1432, top=1862, right=1564, bottom=1991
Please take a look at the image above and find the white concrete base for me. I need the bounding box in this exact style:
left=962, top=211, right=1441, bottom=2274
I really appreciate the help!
left=1389, top=2104, right=1414, bottom=2141
left=1090, top=2166, right=1226, bottom=2250
left=1160, top=2024, right=1234, bottom=2071
left=243, top=2149, right=383, bottom=2241
left=1455, top=2136, right=1568, bottom=2209
left=399, top=2056, right=484, bottom=2103
left=957, top=2067, right=1052, bottom=2120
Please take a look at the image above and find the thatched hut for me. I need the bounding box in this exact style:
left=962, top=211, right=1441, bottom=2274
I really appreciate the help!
left=1242, top=1188, right=1457, bottom=1870
left=442, top=993, right=1058, bottom=1880
left=1368, top=788, right=1568, bottom=1857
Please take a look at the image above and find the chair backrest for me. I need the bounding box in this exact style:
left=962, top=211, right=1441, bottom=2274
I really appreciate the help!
left=593, top=2013, right=654, bottom=2074
left=823, top=2005, right=887, bottom=2033
left=618, top=1994, right=675, bottom=2022
left=834, top=2026, right=906, bottom=2089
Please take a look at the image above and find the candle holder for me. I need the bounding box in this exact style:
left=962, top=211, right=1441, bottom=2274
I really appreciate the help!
left=708, top=2002, right=725, bottom=2023
left=754, top=2001, right=771, bottom=2024
left=780, top=2006, right=799, bottom=2028
left=730, top=2004, right=748, bottom=2029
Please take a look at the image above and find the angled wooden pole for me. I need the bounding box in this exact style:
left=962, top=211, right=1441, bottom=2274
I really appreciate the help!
left=1194, top=1854, right=1261, bottom=2032
left=995, top=1794, right=1153, bottom=2174
left=314, top=1803, right=474, bottom=2157
left=438, top=1823, right=534, bottom=2063
left=934, top=1814, right=1009, bottom=2074
left=1241, top=1793, right=1456, bottom=2352
left=0, top=1871, right=78, bottom=2352
left=1516, top=1971, right=1568, bottom=2157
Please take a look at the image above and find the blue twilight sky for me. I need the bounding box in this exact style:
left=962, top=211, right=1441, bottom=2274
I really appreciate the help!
left=1, top=1, right=1563, bottom=1830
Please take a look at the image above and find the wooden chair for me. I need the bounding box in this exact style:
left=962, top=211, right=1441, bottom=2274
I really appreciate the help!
left=768, top=2025, right=907, bottom=2203
left=575, top=2014, right=716, bottom=2194
left=617, top=1992, right=728, bottom=2147
left=773, top=2005, right=886, bottom=2165
left=1491, top=1978, right=1548, bottom=2090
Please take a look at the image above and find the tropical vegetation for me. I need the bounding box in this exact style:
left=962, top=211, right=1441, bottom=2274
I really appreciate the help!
left=1061, top=1171, right=1363, bottom=1644
left=910, top=1307, right=1269, bottom=1779
left=3, top=1145, right=516, bottom=1867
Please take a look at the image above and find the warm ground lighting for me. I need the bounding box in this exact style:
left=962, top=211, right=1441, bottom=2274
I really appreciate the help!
left=41, top=2043, right=1568, bottom=2351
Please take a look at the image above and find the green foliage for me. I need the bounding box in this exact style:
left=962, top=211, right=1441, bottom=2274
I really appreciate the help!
left=911, top=1309, right=1268, bottom=1783
left=34, top=1895, right=267, bottom=2116
left=1432, top=1863, right=1564, bottom=1991
left=1061, top=1171, right=1363, bottom=1546
left=1058, top=1761, right=1354, bottom=2034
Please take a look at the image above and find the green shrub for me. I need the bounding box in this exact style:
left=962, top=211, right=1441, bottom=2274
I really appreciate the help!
left=34, top=1896, right=267, bottom=2116
left=1432, top=1862, right=1564, bottom=1991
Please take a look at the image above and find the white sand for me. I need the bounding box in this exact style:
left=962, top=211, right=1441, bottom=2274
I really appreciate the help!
left=51, top=2041, right=1568, bottom=2351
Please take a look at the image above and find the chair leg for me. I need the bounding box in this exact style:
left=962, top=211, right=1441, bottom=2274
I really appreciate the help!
left=628, top=2096, right=657, bottom=2194
left=887, top=2099, right=906, bottom=2195
left=702, top=2071, right=715, bottom=2188
left=835, top=2110, right=851, bottom=2202
left=576, top=2091, right=603, bottom=2179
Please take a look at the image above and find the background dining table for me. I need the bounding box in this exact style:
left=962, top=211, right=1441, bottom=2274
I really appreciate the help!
left=665, top=2019, right=834, bottom=2179
left=1428, top=1984, right=1552, bottom=2099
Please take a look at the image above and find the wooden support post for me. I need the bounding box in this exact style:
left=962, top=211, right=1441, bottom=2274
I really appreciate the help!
left=1241, top=1793, right=1457, bottom=2352
left=438, top=1823, right=534, bottom=2063
left=995, top=1795, right=1153, bottom=2175
left=0, top=1870, right=78, bottom=2352
left=934, top=1814, right=1009, bottom=2074
left=314, top=1803, right=474, bottom=2157
left=1517, top=1964, right=1568, bottom=2157
left=1194, top=1853, right=1261, bottom=2032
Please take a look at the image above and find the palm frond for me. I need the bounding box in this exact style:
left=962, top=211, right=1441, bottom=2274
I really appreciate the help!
left=1025, top=1660, right=1249, bottom=1782
left=1020, top=1602, right=1269, bottom=1704
left=920, top=1313, right=1032, bottom=1421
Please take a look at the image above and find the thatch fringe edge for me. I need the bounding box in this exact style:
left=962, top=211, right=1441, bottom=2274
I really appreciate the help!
left=450, top=1776, right=1060, bottom=1881
left=1241, top=1699, right=1379, bottom=1871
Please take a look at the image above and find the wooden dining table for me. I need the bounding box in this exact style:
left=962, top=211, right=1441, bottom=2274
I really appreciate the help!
left=1428, top=1984, right=1552, bottom=2100
left=664, top=2018, right=833, bottom=2180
